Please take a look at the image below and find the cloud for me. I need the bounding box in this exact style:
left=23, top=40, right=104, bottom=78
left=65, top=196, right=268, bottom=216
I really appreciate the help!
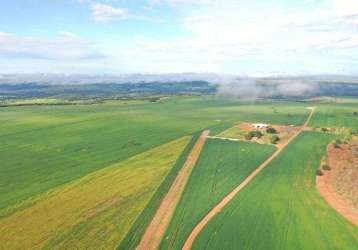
left=217, top=79, right=320, bottom=98
left=149, top=0, right=217, bottom=5
left=0, top=32, right=107, bottom=61
left=91, top=2, right=127, bottom=23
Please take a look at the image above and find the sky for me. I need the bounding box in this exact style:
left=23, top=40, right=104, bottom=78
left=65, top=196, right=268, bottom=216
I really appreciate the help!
left=0, top=0, right=357, bottom=75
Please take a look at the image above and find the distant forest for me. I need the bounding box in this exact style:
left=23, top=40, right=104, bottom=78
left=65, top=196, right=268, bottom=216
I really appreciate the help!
left=0, top=81, right=216, bottom=99
left=1, top=80, right=358, bottom=100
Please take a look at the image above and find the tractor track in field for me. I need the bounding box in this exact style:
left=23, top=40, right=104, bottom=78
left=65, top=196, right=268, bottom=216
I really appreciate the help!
left=136, top=130, right=210, bottom=250
left=182, top=107, right=315, bottom=250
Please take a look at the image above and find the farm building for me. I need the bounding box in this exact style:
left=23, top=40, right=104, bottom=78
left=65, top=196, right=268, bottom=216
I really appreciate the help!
left=252, top=123, right=269, bottom=129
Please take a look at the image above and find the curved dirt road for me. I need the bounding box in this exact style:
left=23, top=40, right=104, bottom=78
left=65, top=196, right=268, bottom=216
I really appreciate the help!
left=182, top=108, right=315, bottom=250
left=136, top=130, right=210, bottom=250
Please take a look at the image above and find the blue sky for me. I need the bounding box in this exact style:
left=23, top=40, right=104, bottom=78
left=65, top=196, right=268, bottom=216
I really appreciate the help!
left=0, top=0, right=357, bottom=75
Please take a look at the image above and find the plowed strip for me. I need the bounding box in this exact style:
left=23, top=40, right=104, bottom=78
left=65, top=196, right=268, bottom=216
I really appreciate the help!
left=136, top=130, right=210, bottom=250
left=182, top=108, right=315, bottom=250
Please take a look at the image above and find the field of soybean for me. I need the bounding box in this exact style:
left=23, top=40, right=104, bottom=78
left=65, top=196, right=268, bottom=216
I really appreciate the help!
left=193, top=132, right=358, bottom=250
left=160, top=139, right=276, bottom=250
left=0, top=96, right=322, bottom=249
left=309, top=103, right=358, bottom=129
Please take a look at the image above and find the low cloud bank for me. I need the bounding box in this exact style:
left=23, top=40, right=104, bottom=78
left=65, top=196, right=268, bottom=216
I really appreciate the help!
left=217, top=79, right=320, bottom=98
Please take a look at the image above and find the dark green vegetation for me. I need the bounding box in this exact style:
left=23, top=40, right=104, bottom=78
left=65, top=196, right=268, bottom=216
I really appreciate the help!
left=0, top=81, right=216, bottom=99
left=160, top=139, right=276, bottom=250
left=0, top=96, right=311, bottom=213
left=118, top=133, right=200, bottom=250
left=266, top=127, right=277, bottom=134
left=270, top=134, right=280, bottom=144
left=193, top=132, right=358, bottom=250
left=245, top=130, right=263, bottom=140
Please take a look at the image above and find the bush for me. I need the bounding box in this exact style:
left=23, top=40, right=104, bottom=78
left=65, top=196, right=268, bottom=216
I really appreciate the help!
left=266, top=127, right=277, bottom=134
left=271, top=135, right=280, bottom=144
left=350, top=129, right=358, bottom=135
left=335, top=139, right=342, bottom=144
left=322, top=164, right=331, bottom=171
left=316, top=169, right=324, bottom=176
left=246, top=131, right=263, bottom=140
left=245, top=134, right=253, bottom=140
left=333, top=143, right=340, bottom=148
left=321, top=127, right=328, bottom=132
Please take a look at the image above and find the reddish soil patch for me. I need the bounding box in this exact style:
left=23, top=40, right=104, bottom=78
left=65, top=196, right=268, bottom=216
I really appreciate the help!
left=316, top=138, right=358, bottom=226
left=136, top=130, right=209, bottom=250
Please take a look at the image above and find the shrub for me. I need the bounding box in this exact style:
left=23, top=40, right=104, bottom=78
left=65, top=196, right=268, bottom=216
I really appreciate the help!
left=321, top=127, right=328, bottom=132
left=335, top=139, right=342, bottom=144
left=353, top=111, right=357, bottom=116
left=245, top=134, right=253, bottom=140
left=316, top=169, right=324, bottom=176
left=245, top=131, right=264, bottom=140
left=322, top=164, right=331, bottom=171
left=350, top=129, right=358, bottom=135
left=333, top=142, right=340, bottom=149
left=248, top=130, right=263, bottom=139
left=271, top=135, right=280, bottom=144
left=266, top=127, right=277, bottom=134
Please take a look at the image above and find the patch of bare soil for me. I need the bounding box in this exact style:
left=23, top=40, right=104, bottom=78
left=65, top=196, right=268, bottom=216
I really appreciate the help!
left=316, top=138, right=358, bottom=226
left=136, top=130, right=209, bottom=250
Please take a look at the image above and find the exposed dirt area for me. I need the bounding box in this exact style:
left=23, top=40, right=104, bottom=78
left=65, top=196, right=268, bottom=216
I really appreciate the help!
left=316, top=138, right=358, bottom=226
left=182, top=108, right=315, bottom=250
left=136, top=130, right=209, bottom=250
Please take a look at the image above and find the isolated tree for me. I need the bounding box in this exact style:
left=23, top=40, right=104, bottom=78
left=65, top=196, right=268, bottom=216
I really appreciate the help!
left=248, top=130, right=263, bottom=139
left=316, top=169, right=324, bottom=176
left=271, top=135, right=280, bottom=144
left=322, top=164, right=331, bottom=171
left=266, top=127, right=277, bottom=134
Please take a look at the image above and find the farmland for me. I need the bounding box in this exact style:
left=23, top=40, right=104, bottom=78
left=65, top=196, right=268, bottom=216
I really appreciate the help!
left=309, top=103, right=358, bottom=129
left=0, top=136, right=190, bottom=249
left=0, top=97, right=308, bottom=211
left=192, top=132, right=358, bottom=250
left=159, top=139, right=276, bottom=250
left=1, top=94, right=357, bottom=250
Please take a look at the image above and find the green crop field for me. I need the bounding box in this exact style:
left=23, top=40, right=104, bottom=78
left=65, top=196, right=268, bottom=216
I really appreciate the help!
left=309, top=103, right=358, bottom=129
left=160, top=139, right=276, bottom=250
left=0, top=136, right=190, bottom=249
left=0, top=97, right=308, bottom=211
left=0, top=95, right=332, bottom=249
left=193, top=132, right=358, bottom=250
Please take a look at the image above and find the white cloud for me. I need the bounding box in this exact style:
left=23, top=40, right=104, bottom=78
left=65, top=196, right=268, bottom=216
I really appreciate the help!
left=91, top=2, right=127, bottom=23
left=0, top=32, right=107, bottom=60
left=149, top=0, right=217, bottom=5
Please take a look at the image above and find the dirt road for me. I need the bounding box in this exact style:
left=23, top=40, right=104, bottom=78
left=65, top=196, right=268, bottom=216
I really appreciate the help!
left=136, top=130, right=210, bottom=250
left=182, top=108, right=315, bottom=250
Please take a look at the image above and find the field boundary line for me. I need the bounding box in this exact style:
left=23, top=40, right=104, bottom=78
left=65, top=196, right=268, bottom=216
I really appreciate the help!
left=136, top=130, right=210, bottom=250
left=182, top=107, right=315, bottom=250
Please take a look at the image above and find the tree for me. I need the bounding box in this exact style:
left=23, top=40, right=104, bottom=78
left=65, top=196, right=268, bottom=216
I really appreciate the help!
left=266, top=127, right=277, bottom=134
left=322, top=164, right=331, bottom=171
left=271, top=135, right=280, bottom=144
left=316, top=169, right=324, bottom=176
left=246, top=130, right=263, bottom=140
